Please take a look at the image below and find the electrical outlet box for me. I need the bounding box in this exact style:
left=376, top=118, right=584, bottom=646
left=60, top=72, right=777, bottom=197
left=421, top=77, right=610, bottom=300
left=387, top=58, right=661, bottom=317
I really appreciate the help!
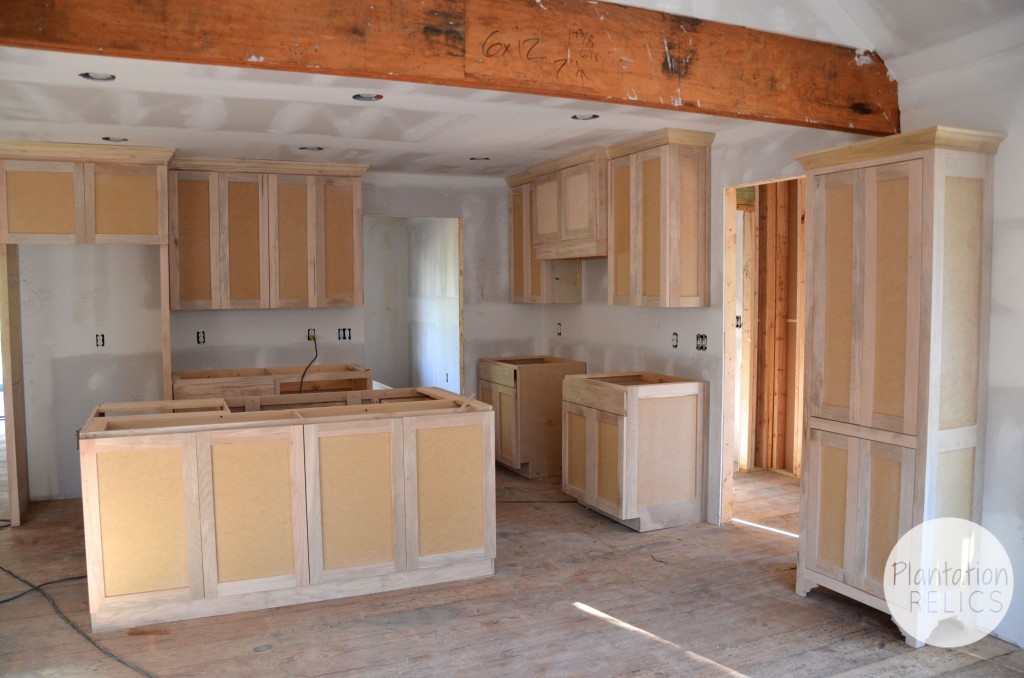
left=307, top=328, right=316, bottom=341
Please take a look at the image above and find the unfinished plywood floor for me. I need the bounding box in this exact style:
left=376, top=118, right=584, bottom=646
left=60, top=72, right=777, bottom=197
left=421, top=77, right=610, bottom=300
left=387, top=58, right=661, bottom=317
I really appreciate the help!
left=1, top=468, right=1022, bottom=676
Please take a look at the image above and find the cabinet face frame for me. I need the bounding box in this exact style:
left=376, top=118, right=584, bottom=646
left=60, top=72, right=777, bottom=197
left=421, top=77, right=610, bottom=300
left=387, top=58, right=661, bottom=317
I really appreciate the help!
left=169, top=170, right=222, bottom=310
left=0, top=159, right=84, bottom=244
left=196, top=425, right=309, bottom=597
left=79, top=433, right=205, bottom=616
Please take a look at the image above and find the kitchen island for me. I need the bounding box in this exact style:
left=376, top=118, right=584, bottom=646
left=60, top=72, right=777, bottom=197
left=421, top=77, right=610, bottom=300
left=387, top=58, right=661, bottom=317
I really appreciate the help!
left=78, top=388, right=494, bottom=631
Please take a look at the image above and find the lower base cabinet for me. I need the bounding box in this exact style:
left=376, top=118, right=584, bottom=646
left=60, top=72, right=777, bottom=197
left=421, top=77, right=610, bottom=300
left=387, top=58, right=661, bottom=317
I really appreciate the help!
left=477, top=355, right=586, bottom=478
left=79, top=389, right=495, bottom=631
left=562, top=372, right=706, bottom=531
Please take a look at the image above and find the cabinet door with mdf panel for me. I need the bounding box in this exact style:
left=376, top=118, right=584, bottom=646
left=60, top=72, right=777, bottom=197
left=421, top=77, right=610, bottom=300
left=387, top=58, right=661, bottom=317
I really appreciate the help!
left=220, top=172, right=269, bottom=309
left=315, top=175, right=363, bottom=307
left=169, top=170, right=220, bottom=309
left=796, top=127, right=1003, bottom=642
left=477, top=378, right=518, bottom=469
left=404, top=412, right=496, bottom=570
left=269, top=174, right=316, bottom=308
left=196, top=425, right=308, bottom=598
left=79, top=433, right=204, bottom=625
left=304, top=419, right=405, bottom=584
left=607, top=129, right=714, bottom=308
left=562, top=372, right=706, bottom=531
left=0, top=160, right=83, bottom=243
left=87, top=162, right=167, bottom=244
left=507, top=182, right=581, bottom=304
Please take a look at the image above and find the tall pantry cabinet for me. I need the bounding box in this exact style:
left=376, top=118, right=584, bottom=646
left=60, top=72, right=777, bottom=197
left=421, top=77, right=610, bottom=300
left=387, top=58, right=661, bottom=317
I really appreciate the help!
left=794, top=127, right=1003, bottom=642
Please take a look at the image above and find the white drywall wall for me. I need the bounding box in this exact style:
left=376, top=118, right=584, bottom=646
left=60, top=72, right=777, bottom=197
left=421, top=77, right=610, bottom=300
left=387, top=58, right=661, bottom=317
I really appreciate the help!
left=170, top=307, right=365, bottom=373
left=363, top=216, right=412, bottom=388
left=893, top=40, right=1024, bottom=648
left=19, top=245, right=164, bottom=499
left=361, top=172, right=547, bottom=394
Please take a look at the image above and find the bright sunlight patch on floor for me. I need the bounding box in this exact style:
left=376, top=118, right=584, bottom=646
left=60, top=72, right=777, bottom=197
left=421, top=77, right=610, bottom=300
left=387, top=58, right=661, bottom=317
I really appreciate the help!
left=732, top=517, right=799, bottom=539
left=573, top=602, right=681, bottom=649
left=572, top=602, right=749, bottom=675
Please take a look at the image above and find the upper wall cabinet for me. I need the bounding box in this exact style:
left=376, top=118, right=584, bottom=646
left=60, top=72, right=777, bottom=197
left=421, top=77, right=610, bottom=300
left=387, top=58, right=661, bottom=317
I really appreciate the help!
left=169, top=159, right=366, bottom=311
left=506, top=182, right=581, bottom=304
left=0, top=142, right=173, bottom=245
left=606, top=129, right=714, bottom=308
left=507, top=147, right=608, bottom=260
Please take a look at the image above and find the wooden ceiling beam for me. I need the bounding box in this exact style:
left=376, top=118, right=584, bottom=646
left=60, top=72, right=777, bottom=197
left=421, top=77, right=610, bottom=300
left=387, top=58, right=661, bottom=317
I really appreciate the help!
left=0, top=0, right=900, bottom=135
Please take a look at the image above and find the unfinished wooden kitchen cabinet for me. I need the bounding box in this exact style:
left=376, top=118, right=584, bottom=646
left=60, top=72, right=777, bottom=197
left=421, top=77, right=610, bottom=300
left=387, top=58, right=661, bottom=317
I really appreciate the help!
left=0, top=142, right=172, bottom=244
left=169, top=159, right=366, bottom=310
left=562, top=371, right=707, bottom=531
left=606, top=129, right=714, bottom=307
left=795, top=127, right=1003, bottom=643
left=477, top=355, right=586, bottom=478
left=506, top=146, right=608, bottom=260
left=78, top=388, right=495, bottom=631
left=506, top=182, right=581, bottom=304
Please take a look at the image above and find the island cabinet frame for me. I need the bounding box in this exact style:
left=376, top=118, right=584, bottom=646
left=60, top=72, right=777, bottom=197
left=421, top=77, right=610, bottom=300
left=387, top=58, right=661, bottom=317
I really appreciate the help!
left=169, top=158, right=366, bottom=310
left=477, top=355, right=587, bottom=478
left=606, top=129, right=714, bottom=308
left=794, top=127, right=1003, bottom=645
left=0, top=141, right=173, bottom=245
left=78, top=388, right=495, bottom=632
left=562, top=372, right=707, bottom=532
left=172, top=362, right=373, bottom=402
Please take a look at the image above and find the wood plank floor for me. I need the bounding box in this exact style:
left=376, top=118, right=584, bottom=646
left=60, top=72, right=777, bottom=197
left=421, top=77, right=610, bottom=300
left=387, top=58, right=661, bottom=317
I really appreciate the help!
left=1, top=468, right=1022, bottom=676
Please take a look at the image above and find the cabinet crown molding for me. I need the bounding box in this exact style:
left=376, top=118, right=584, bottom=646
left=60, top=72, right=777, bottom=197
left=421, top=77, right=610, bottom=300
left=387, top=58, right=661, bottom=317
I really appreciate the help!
left=606, top=128, right=716, bottom=159
left=0, top=141, right=175, bottom=165
left=169, top=157, right=368, bottom=176
left=795, top=126, right=1005, bottom=170
left=505, top=146, right=608, bottom=187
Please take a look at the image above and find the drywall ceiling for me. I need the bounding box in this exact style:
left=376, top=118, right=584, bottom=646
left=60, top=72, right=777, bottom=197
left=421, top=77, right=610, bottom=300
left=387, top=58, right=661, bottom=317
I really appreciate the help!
left=0, top=0, right=1019, bottom=176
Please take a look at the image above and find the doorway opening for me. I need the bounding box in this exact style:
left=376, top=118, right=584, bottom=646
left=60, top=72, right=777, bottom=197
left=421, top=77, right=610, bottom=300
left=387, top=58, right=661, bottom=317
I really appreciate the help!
left=362, top=215, right=463, bottom=393
left=723, top=178, right=805, bottom=536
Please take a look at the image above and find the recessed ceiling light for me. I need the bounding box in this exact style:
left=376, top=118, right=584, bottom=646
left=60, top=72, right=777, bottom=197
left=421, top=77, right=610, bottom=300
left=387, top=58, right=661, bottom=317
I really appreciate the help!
left=352, top=93, right=383, bottom=102
left=299, top=146, right=324, bottom=152
left=79, top=72, right=116, bottom=82
left=571, top=114, right=600, bottom=121
left=470, top=157, right=491, bottom=161
left=102, top=136, right=128, bottom=143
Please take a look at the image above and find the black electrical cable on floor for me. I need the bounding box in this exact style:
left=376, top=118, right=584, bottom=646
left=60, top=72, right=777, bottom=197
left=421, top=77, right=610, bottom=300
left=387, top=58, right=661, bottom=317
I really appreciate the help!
left=298, top=333, right=318, bottom=393
left=0, top=564, right=155, bottom=678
